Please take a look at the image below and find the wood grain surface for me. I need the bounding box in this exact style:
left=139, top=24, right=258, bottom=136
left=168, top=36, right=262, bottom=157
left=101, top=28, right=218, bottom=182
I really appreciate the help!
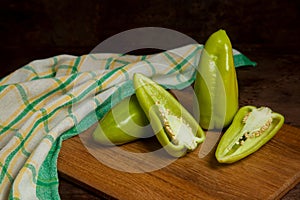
left=58, top=100, right=300, bottom=200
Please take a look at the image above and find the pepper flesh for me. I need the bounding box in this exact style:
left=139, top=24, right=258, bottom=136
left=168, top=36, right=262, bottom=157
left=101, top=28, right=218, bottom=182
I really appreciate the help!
left=133, top=73, right=205, bottom=157
left=194, top=29, right=238, bottom=130
left=92, top=95, right=151, bottom=145
left=215, top=106, right=284, bottom=163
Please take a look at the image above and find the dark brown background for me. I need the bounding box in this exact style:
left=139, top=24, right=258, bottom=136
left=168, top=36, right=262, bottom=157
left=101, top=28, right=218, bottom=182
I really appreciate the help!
left=1, top=0, right=299, bottom=75
left=0, top=0, right=299, bottom=199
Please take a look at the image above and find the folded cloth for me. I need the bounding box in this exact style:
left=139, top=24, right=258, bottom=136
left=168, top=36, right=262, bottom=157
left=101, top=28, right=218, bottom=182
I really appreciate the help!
left=0, top=44, right=256, bottom=200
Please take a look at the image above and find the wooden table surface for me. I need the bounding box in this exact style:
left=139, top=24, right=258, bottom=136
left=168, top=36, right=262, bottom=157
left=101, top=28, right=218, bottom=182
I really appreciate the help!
left=0, top=0, right=299, bottom=199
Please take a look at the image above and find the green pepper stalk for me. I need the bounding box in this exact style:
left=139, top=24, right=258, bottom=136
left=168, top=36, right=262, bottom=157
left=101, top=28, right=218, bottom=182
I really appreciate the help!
left=133, top=73, right=205, bottom=157
left=92, top=95, right=151, bottom=145
left=194, top=29, right=239, bottom=130
left=215, top=106, right=284, bottom=163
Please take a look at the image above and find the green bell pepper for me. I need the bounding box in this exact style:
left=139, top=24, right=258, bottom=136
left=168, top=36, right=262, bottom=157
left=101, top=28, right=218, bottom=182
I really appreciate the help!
left=133, top=73, right=205, bottom=157
left=92, top=95, right=151, bottom=145
left=194, top=29, right=239, bottom=130
left=215, top=106, right=284, bottom=163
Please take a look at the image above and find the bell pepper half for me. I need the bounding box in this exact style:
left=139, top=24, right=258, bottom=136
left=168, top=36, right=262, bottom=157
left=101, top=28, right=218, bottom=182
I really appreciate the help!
left=215, top=105, right=284, bottom=163
left=133, top=73, right=205, bottom=157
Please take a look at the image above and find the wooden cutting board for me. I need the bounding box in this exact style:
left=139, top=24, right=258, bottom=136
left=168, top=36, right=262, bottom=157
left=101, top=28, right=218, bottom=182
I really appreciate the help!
left=58, top=124, right=300, bottom=200
left=57, top=89, right=300, bottom=199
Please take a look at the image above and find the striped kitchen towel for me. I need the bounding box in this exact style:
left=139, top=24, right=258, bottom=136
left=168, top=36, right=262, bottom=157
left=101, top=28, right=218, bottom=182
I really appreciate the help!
left=0, top=44, right=256, bottom=200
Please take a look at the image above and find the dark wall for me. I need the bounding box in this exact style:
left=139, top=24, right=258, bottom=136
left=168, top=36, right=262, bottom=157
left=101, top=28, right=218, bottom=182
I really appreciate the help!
left=0, top=0, right=299, bottom=75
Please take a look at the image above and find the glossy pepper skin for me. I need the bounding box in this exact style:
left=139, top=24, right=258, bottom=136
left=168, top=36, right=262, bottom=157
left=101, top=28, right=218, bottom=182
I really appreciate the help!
left=215, top=106, right=284, bottom=163
left=92, top=95, right=151, bottom=145
left=133, top=73, right=205, bottom=157
left=194, top=29, right=238, bottom=130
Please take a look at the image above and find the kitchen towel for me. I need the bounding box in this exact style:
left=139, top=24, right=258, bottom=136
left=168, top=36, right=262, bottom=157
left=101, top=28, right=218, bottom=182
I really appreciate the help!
left=0, top=44, right=256, bottom=200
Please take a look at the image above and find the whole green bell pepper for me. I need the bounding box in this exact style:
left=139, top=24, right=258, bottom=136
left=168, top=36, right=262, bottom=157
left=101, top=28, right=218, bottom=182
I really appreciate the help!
left=133, top=73, right=205, bottom=157
left=215, top=106, right=284, bottom=163
left=92, top=95, right=151, bottom=145
left=194, top=29, right=239, bottom=130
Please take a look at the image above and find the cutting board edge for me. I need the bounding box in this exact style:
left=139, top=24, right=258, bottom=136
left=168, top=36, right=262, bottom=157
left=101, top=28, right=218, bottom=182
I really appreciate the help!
left=274, top=171, right=300, bottom=200
left=58, top=170, right=118, bottom=200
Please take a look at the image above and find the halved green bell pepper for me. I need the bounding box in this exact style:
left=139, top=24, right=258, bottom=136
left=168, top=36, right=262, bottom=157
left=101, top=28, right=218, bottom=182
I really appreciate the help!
left=215, top=106, right=284, bottom=163
left=194, top=29, right=239, bottom=130
left=133, top=73, right=205, bottom=157
left=92, top=95, right=151, bottom=145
